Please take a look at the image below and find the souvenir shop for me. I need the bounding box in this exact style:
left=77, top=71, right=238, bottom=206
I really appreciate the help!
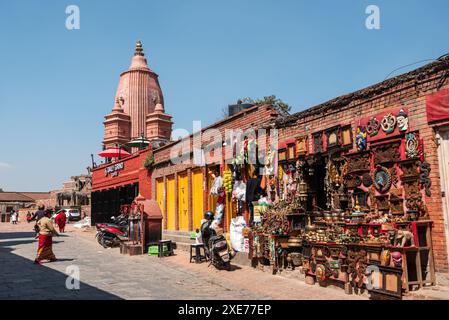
left=243, top=107, right=437, bottom=300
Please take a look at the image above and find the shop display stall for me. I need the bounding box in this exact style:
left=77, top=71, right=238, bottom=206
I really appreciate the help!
left=246, top=108, right=436, bottom=299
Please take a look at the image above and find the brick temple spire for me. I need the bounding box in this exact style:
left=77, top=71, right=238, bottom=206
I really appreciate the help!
left=103, top=41, right=172, bottom=149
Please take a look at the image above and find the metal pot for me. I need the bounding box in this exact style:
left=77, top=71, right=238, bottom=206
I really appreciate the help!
left=290, top=252, right=303, bottom=267
left=324, top=211, right=333, bottom=223
left=305, top=224, right=317, bottom=232
left=331, top=211, right=340, bottom=222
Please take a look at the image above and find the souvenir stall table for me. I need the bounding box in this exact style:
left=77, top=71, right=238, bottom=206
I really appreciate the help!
left=248, top=108, right=436, bottom=299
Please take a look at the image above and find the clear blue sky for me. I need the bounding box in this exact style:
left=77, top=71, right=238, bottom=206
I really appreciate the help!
left=1, top=0, right=448, bottom=191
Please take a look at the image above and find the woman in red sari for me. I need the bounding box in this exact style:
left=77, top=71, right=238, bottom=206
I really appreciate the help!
left=54, top=210, right=67, bottom=233
left=34, top=210, right=59, bottom=264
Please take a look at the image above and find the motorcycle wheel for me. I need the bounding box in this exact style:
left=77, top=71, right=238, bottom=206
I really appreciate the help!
left=102, top=236, right=115, bottom=248
left=96, top=232, right=104, bottom=246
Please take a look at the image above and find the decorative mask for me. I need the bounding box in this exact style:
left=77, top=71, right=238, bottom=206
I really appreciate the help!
left=373, top=165, right=392, bottom=193
left=405, top=132, right=419, bottom=159
left=366, top=117, right=380, bottom=137
left=391, top=252, right=402, bottom=267
left=355, top=126, right=367, bottom=151
left=381, top=113, right=397, bottom=134
left=396, top=109, right=409, bottom=132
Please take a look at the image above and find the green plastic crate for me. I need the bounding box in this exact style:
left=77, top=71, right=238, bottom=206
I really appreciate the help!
left=148, top=245, right=159, bottom=256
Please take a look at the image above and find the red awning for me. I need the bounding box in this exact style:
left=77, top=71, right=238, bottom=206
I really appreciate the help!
left=426, top=88, right=449, bottom=123
left=98, top=147, right=130, bottom=158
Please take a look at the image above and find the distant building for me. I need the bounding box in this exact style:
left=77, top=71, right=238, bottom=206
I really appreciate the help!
left=51, top=174, right=92, bottom=216
left=0, top=192, right=51, bottom=222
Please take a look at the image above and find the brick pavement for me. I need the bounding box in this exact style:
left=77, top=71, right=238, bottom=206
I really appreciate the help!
left=3, top=222, right=441, bottom=300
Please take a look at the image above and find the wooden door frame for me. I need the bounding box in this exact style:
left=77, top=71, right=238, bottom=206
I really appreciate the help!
left=436, top=126, right=449, bottom=266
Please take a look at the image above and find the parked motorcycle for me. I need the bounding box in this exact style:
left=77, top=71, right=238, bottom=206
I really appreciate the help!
left=95, top=214, right=129, bottom=248
left=200, top=211, right=233, bottom=270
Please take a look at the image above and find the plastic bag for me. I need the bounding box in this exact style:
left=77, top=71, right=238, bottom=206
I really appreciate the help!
left=230, top=216, right=247, bottom=252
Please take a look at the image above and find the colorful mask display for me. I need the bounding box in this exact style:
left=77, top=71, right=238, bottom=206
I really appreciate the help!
left=396, top=109, right=409, bottom=131
left=355, top=126, right=367, bottom=151
left=391, top=252, right=403, bottom=267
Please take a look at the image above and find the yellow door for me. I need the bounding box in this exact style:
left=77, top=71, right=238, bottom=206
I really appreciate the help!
left=192, top=170, right=204, bottom=230
left=156, top=179, right=164, bottom=214
left=178, top=173, right=189, bottom=231
left=166, top=176, right=176, bottom=230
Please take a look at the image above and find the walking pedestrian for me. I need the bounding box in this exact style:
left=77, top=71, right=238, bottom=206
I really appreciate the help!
left=29, top=205, right=46, bottom=222
left=34, top=209, right=59, bottom=264
left=29, top=205, right=46, bottom=237
left=54, top=210, right=67, bottom=233
left=10, top=210, right=18, bottom=224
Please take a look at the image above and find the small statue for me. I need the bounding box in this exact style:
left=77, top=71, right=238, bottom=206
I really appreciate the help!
left=395, top=229, right=415, bottom=247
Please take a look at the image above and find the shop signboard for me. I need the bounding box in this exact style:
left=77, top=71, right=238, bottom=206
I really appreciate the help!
left=105, top=162, right=124, bottom=177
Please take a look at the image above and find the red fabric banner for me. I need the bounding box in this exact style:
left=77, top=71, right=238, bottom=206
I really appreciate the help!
left=426, top=88, right=449, bottom=123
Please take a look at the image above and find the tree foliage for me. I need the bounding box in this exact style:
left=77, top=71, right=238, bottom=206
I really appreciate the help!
left=143, top=152, right=155, bottom=170
left=240, top=95, right=291, bottom=116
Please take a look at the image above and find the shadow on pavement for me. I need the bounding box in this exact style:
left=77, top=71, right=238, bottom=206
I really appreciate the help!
left=0, top=231, right=122, bottom=300
left=0, top=231, right=35, bottom=240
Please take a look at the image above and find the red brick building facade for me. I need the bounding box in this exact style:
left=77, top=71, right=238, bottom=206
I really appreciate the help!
left=151, top=57, right=449, bottom=272
left=269, top=58, right=449, bottom=272
left=91, top=45, right=449, bottom=273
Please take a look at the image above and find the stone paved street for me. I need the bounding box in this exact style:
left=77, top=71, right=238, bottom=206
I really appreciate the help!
left=0, top=222, right=413, bottom=300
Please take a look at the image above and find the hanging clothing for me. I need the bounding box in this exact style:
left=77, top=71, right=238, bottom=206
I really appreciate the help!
left=209, top=176, right=223, bottom=196
left=232, top=181, right=246, bottom=202
left=246, top=177, right=262, bottom=205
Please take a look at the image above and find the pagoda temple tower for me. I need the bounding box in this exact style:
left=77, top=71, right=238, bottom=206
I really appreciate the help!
left=103, top=41, right=173, bottom=149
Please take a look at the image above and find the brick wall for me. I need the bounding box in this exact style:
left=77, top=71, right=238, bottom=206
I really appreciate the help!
left=151, top=105, right=278, bottom=232
left=274, top=73, right=449, bottom=272
left=150, top=67, right=449, bottom=272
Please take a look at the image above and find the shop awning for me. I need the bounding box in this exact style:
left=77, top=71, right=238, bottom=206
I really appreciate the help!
left=426, top=88, right=449, bottom=123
